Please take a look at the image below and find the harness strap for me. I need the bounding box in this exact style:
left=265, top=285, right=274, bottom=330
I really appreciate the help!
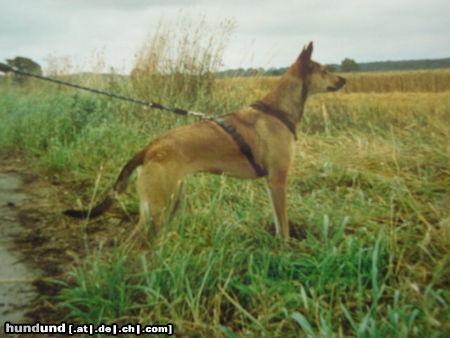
left=251, top=101, right=297, bottom=140
left=210, top=117, right=267, bottom=177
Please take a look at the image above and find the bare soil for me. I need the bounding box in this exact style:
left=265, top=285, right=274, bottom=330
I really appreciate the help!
left=0, top=171, right=41, bottom=328
left=0, top=154, right=131, bottom=330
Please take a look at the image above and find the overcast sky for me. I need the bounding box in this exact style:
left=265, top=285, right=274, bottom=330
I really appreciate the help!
left=1, top=0, right=449, bottom=73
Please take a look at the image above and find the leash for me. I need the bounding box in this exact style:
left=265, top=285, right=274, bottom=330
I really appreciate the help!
left=0, top=62, right=208, bottom=119
left=0, top=62, right=268, bottom=177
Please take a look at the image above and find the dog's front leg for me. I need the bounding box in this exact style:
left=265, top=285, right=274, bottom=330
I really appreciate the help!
left=265, top=172, right=290, bottom=240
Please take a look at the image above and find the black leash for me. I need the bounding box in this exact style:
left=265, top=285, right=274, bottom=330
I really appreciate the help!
left=0, top=62, right=208, bottom=118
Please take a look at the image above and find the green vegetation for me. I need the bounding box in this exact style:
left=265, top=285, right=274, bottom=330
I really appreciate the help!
left=340, top=58, right=360, bottom=73
left=355, top=57, right=450, bottom=72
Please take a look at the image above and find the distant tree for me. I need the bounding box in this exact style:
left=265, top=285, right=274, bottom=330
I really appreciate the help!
left=325, top=64, right=338, bottom=72
left=243, top=68, right=264, bottom=77
left=265, top=67, right=278, bottom=76
left=341, top=58, right=360, bottom=72
left=6, top=56, right=42, bottom=85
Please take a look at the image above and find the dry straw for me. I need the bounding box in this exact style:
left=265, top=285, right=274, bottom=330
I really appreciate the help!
left=131, top=14, right=235, bottom=108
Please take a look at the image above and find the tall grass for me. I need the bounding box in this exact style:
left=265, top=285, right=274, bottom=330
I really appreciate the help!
left=0, top=29, right=449, bottom=336
left=131, top=15, right=235, bottom=113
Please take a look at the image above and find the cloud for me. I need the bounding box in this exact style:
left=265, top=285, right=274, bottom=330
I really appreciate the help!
left=48, top=0, right=196, bottom=11
left=0, top=0, right=449, bottom=72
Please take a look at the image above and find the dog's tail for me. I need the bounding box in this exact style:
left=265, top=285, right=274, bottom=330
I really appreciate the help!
left=63, top=150, right=146, bottom=218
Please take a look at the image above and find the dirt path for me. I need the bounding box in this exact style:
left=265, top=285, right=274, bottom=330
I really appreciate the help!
left=0, top=172, right=41, bottom=327
left=0, top=155, right=73, bottom=332
left=0, top=154, right=131, bottom=332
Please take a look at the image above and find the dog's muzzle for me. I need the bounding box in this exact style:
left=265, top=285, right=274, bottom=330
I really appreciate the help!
left=327, top=76, right=346, bottom=92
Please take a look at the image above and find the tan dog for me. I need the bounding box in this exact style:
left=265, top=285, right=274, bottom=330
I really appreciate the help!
left=64, top=42, right=346, bottom=241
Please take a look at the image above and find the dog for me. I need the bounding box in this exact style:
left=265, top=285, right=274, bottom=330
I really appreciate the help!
left=64, top=42, right=346, bottom=242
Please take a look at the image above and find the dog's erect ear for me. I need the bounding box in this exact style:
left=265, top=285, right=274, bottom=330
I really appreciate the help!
left=295, top=41, right=313, bottom=77
left=299, top=41, right=314, bottom=63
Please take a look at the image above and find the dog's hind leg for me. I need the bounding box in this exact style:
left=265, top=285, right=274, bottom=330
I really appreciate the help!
left=125, top=161, right=185, bottom=247
left=137, top=160, right=186, bottom=237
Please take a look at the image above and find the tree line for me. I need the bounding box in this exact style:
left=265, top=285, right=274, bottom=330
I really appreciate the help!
left=217, top=57, right=450, bottom=77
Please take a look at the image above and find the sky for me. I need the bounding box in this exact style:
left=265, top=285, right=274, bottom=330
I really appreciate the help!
left=1, top=0, right=449, bottom=74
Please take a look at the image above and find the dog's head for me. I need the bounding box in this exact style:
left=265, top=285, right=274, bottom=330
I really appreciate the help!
left=291, top=42, right=346, bottom=95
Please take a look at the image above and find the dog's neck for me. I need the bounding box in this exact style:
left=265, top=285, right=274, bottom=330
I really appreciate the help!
left=259, top=75, right=309, bottom=126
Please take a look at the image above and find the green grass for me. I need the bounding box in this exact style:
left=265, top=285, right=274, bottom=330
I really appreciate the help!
left=0, top=80, right=449, bottom=336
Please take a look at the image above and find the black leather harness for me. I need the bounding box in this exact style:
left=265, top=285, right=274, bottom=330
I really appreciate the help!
left=210, top=102, right=297, bottom=178
left=210, top=117, right=267, bottom=177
